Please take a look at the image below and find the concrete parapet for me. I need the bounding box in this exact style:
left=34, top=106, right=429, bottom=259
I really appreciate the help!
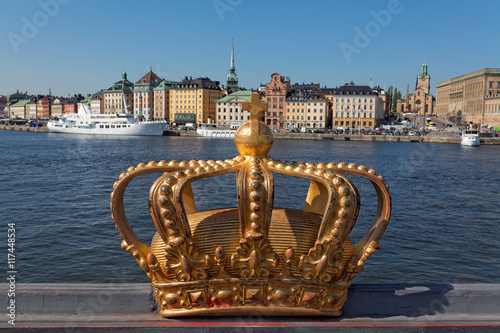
left=1, top=283, right=499, bottom=332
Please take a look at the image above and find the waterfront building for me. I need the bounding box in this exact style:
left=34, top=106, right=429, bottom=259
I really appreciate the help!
left=133, top=68, right=162, bottom=120
left=226, top=39, right=239, bottom=92
left=436, top=68, right=500, bottom=126
left=26, top=101, right=37, bottom=119
left=51, top=98, right=64, bottom=118
left=41, top=95, right=52, bottom=118
left=153, top=80, right=178, bottom=121
left=63, top=95, right=84, bottom=114
left=36, top=98, right=44, bottom=119
left=286, top=83, right=329, bottom=130
left=397, top=60, right=435, bottom=114
left=326, top=83, right=385, bottom=129
left=485, top=94, right=500, bottom=128
left=169, top=77, right=223, bottom=125
left=9, top=99, right=30, bottom=119
left=264, top=73, right=292, bottom=128
left=103, top=71, right=134, bottom=115
left=91, top=90, right=104, bottom=114
left=215, top=90, right=253, bottom=127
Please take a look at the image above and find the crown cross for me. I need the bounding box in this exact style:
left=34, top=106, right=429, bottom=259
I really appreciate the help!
left=242, top=93, right=267, bottom=121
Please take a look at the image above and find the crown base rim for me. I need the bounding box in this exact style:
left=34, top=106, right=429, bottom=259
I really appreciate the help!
left=152, top=280, right=350, bottom=317
left=157, top=306, right=343, bottom=317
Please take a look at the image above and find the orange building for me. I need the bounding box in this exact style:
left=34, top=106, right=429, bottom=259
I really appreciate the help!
left=264, top=73, right=291, bottom=128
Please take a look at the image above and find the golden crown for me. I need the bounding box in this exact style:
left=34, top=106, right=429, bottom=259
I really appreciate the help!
left=110, top=93, right=391, bottom=317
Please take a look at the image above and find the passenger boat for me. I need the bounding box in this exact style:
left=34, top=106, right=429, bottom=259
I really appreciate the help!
left=47, top=104, right=166, bottom=136
left=196, top=122, right=241, bottom=138
left=461, top=129, right=480, bottom=147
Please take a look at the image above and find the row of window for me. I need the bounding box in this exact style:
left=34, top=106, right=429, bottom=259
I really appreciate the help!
left=333, top=120, right=373, bottom=127
left=286, top=115, right=323, bottom=121
left=336, top=104, right=374, bottom=110
left=218, top=115, right=251, bottom=120
left=488, top=81, right=500, bottom=89
left=334, top=111, right=374, bottom=118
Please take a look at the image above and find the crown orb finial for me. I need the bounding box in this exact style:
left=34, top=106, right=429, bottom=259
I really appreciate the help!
left=234, top=93, right=273, bottom=156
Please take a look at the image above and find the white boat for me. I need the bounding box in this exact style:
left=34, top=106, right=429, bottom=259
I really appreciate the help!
left=47, top=104, right=166, bottom=136
left=196, top=122, right=241, bottom=138
left=461, top=129, right=480, bottom=147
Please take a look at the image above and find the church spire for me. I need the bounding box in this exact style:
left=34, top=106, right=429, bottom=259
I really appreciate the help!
left=230, top=38, right=235, bottom=71
left=421, top=58, right=428, bottom=76
left=226, top=38, right=238, bottom=90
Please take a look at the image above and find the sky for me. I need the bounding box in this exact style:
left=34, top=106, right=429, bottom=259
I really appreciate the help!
left=1, top=0, right=499, bottom=98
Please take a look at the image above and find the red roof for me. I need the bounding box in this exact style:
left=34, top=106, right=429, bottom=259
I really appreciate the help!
left=135, top=68, right=162, bottom=85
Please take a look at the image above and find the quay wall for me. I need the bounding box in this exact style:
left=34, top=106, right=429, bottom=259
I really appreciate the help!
left=2, top=283, right=499, bottom=332
left=168, top=130, right=500, bottom=145
left=2, top=125, right=500, bottom=145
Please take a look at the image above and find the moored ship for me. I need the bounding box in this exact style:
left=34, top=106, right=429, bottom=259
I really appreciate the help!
left=196, top=122, right=241, bottom=138
left=461, top=129, right=480, bottom=147
left=47, top=104, right=166, bottom=136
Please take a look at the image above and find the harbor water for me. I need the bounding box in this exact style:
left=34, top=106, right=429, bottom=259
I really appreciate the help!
left=1, top=130, right=499, bottom=284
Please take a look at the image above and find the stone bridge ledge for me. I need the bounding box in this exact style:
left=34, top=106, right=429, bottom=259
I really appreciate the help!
left=2, top=283, right=499, bottom=332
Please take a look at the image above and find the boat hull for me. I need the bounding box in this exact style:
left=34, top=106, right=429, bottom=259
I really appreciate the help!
left=48, top=121, right=166, bottom=136
left=461, top=136, right=480, bottom=146
left=196, top=128, right=236, bottom=138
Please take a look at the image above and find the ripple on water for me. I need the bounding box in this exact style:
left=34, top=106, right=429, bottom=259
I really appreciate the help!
left=1, top=132, right=499, bottom=283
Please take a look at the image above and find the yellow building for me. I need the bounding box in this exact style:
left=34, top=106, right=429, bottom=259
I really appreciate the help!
left=324, top=83, right=385, bottom=129
left=169, top=77, right=223, bottom=125
left=286, top=83, right=328, bottom=130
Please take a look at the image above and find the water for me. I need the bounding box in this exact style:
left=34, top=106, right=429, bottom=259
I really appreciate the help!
left=1, top=130, right=499, bottom=284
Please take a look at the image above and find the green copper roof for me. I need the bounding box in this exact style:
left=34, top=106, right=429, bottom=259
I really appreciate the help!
left=215, top=90, right=252, bottom=103
left=10, top=99, right=31, bottom=107
left=153, top=80, right=180, bottom=91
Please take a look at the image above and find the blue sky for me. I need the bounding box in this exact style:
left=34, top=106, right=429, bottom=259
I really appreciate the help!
left=1, top=0, right=499, bottom=97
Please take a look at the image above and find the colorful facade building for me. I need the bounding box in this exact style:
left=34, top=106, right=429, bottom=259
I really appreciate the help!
left=9, top=99, right=30, bottom=119
left=63, top=95, right=84, bottom=114
left=169, top=77, right=223, bottom=125
left=264, top=73, right=292, bottom=128
left=327, top=83, right=386, bottom=129
left=91, top=90, right=104, bottom=114
left=41, top=96, right=52, bottom=118
left=51, top=98, right=64, bottom=118
left=286, top=83, right=329, bottom=130
left=153, top=80, right=178, bottom=121
left=26, top=101, right=37, bottom=119
left=133, top=68, right=162, bottom=120
left=103, top=71, right=134, bottom=115
left=397, top=61, right=435, bottom=114
left=436, top=68, right=500, bottom=126
left=215, top=90, right=253, bottom=127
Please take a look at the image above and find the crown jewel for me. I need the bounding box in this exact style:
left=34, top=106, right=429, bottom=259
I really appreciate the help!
left=111, top=93, right=391, bottom=317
